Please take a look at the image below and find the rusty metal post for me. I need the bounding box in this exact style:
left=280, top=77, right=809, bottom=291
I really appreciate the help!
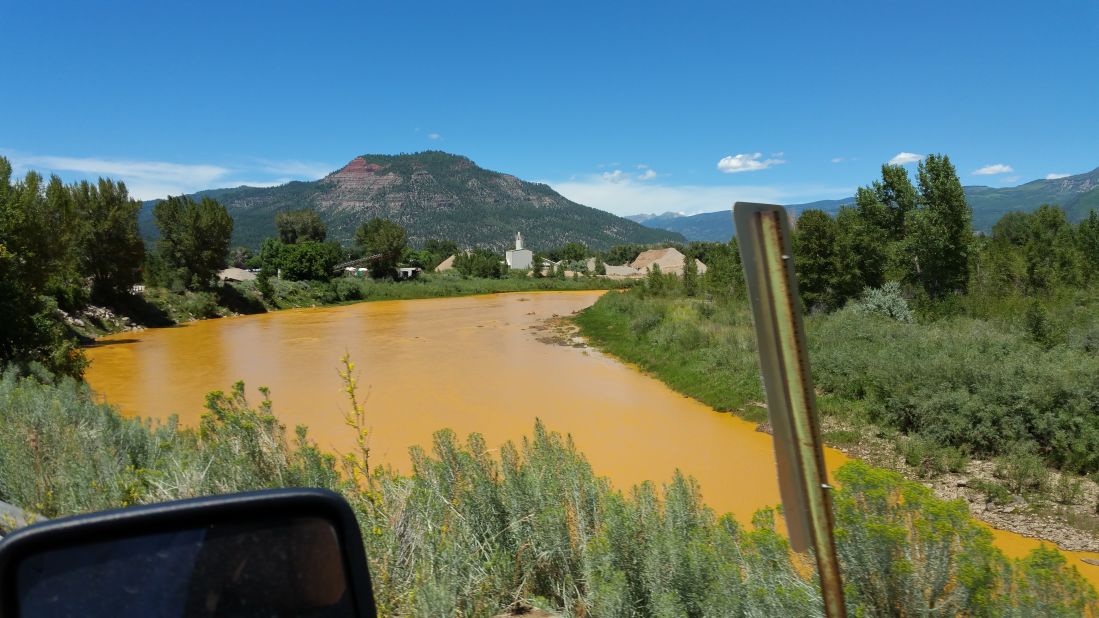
left=733, top=202, right=846, bottom=618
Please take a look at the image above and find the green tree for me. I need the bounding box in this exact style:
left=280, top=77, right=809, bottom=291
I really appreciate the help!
left=793, top=209, right=840, bottom=310
left=453, top=249, right=505, bottom=278
left=1078, top=211, right=1099, bottom=284
left=907, top=153, right=971, bottom=297
left=275, top=209, right=326, bottom=244
left=262, top=240, right=344, bottom=281
left=682, top=252, right=699, bottom=297
left=704, top=241, right=741, bottom=300
left=422, top=239, right=458, bottom=270
left=871, top=164, right=919, bottom=241
left=1022, top=205, right=1080, bottom=291
left=834, top=205, right=888, bottom=300
left=0, top=160, right=86, bottom=376
left=605, top=243, right=644, bottom=266
left=560, top=242, right=588, bottom=262
left=71, top=179, right=145, bottom=299
left=153, top=195, right=234, bottom=290
left=594, top=255, right=606, bottom=276
left=355, top=218, right=407, bottom=280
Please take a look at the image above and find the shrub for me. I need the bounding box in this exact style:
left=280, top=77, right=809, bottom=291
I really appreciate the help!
left=970, top=478, right=1014, bottom=506
left=852, top=281, right=914, bottom=323
left=1, top=370, right=1095, bottom=616
left=899, top=434, right=969, bottom=478
left=995, top=446, right=1050, bottom=495
left=1053, top=474, right=1084, bottom=506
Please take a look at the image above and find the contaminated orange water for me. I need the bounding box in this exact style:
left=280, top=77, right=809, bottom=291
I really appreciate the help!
left=84, top=290, right=1099, bottom=588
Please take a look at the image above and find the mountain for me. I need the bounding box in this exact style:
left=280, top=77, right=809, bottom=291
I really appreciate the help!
left=631, top=168, right=1099, bottom=241
left=966, top=167, right=1099, bottom=229
left=630, top=198, right=854, bottom=242
left=139, top=151, right=683, bottom=250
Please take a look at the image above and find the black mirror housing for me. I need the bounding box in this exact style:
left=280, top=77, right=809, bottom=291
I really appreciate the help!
left=0, top=488, right=377, bottom=618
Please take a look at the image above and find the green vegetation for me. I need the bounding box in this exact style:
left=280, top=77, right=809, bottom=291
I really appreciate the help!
left=258, top=238, right=346, bottom=283
left=0, top=158, right=148, bottom=377
left=0, top=368, right=1093, bottom=616
left=238, top=272, right=633, bottom=310
left=355, top=217, right=407, bottom=279
left=150, top=195, right=234, bottom=291
left=275, top=208, right=328, bottom=244
left=577, top=155, right=1099, bottom=557
left=453, top=249, right=508, bottom=278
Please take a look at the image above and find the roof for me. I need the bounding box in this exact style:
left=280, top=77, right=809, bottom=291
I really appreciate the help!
left=628, top=247, right=708, bottom=275
left=218, top=267, right=256, bottom=282
left=630, top=247, right=684, bottom=271
left=435, top=255, right=456, bottom=272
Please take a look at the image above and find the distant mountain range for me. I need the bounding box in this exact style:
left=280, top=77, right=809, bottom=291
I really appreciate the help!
left=628, top=168, right=1099, bottom=242
left=139, top=151, right=682, bottom=250
left=626, top=199, right=852, bottom=242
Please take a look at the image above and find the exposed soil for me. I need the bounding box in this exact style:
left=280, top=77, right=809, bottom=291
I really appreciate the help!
left=527, top=310, right=589, bottom=348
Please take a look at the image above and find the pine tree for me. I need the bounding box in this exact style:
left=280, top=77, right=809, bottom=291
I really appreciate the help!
left=909, top=154, right=972, bottom=297
left=793, top=209, right=840, bottom=310
left=682, top=253, right=698, bottom=297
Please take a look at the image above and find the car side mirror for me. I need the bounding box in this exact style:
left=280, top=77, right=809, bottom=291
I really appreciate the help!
left=0, top=488, right=377, bottom=617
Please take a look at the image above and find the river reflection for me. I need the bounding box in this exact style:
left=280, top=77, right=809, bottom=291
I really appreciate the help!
left=85, top=290, right=1099, bottom=586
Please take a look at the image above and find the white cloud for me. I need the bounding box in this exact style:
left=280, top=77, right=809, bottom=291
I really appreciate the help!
left=638, top=169, right=657, bottom=181
left=888, top=152, right=924, bottom=165
left=251, top=159, right=333, bottom=179
left=830, top=157, right=845, bottom=164
left=3, top=149, right=335, bottom=200
left=427, top=132, right=442, bottom=141
left=716, top=152, right=785, bottom=174
left=601, top=170, right=629, bottom=183
left=972, top=163, right=1014, bottom=175
left=549, top=173, right=851, bottom=217
left=1046, top=172, right=1070, bottom=180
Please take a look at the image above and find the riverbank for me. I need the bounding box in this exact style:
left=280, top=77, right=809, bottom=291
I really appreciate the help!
left=572, top=289, right=1099, bottom=558
left=69, top=273, right=636, bottom=340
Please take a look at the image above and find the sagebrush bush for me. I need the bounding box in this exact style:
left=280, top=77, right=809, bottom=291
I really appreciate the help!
left=852, top=281, right=914, bottom=323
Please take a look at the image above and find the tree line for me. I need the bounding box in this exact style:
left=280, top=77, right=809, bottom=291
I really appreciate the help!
left=792, top=154, right=972, bottom=311
left=1, top=158, right=145, bottom=376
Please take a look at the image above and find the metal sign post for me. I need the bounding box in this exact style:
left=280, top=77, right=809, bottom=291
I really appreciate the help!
left=733, top=202, right=846, bottom=617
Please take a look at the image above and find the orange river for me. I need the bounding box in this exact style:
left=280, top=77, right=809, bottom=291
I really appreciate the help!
left=84, top=290, right=1099, bottom=588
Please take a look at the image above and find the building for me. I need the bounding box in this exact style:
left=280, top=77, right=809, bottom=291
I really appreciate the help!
left=397, top=266, right=422, bottom=280
left=218, top=267, right=257, bottom=283
left=604, top=264, right=644, bottom=278
left=435, top=255, right=456, bottom=272
left=505, top=232, right=533, bottom=270
left=629, top=247, right=708, bottom=276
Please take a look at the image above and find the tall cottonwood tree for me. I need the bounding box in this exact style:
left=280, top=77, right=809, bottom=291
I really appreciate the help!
left=72, top=179, right=145, bottom=299
left=355, top=218, right=407, bottom=280
left=906, top=154, right=971, bottom=297
left=275, top=209, right=327, bottom=244
left=153, top=195, right=234, bottom=290
left=793, top=209, right=841, bottom=310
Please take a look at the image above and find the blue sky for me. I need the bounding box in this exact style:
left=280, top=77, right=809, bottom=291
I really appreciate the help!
left=2, top=1, right=1097, bottom=216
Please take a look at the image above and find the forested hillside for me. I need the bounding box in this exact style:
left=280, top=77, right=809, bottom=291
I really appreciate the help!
left=139, top=151, right=683, bottom=250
